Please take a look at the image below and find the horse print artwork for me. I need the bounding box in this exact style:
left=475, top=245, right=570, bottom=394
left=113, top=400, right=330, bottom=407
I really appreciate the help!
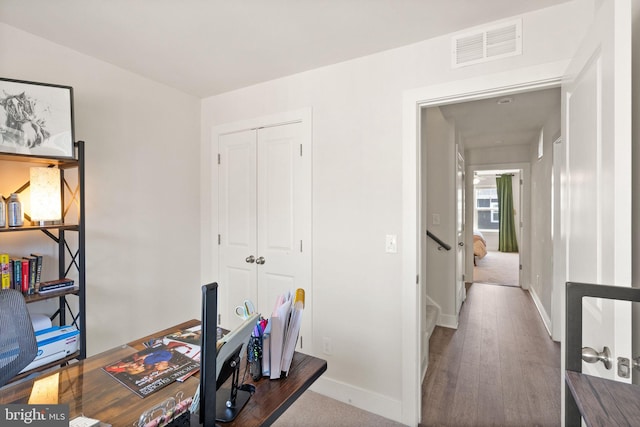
left=0, top=92, right=50, bottom=148
left=0, top=78, right=73, bottom=158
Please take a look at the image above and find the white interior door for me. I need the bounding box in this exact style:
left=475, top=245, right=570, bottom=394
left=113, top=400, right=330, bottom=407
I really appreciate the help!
left=217, top=116, right=312, bottom=351
left=256, top=122, right=311, bottom=349
left=218, top=130, right=258, bottom=330
left=455, top=149, right=465, bottom=315
left=562, top=0, right=631, bottom=381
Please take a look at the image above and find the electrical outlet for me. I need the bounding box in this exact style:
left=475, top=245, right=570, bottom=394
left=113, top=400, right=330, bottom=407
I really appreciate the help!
left=322, top=337, right=333, bottom=355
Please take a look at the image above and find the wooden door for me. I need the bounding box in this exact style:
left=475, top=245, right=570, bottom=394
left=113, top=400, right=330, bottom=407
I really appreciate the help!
left=562, top=0, right=631, bottom=381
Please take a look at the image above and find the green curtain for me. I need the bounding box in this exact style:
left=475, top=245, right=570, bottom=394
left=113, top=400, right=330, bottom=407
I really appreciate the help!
left=496, top=174, right=519, bottom=252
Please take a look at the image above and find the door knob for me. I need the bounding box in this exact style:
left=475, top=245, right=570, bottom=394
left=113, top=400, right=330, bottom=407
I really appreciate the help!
left=458, top=242, right=464, bottom=247
left=582, top=346, right=612, bottom=369
left=256, top=256, right=266, bottom=265
left=245, top=255, right=255, bottom=264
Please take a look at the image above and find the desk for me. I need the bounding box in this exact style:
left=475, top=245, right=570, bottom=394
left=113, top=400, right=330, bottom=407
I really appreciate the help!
left=0, top=320, right=327, bottom=426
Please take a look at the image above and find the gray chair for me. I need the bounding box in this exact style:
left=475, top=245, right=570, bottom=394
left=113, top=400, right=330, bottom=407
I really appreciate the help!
left=0, top=289, right=38, bottom=387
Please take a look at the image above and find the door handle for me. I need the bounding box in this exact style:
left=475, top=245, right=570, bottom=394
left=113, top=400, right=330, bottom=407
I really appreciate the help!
left=256, top=256, right=266, bottom=265
left=582, top=346, right=612, bottom=369
left=245, top=255, right=255, bottom=264
left=458, top=242, right=464, bottom=247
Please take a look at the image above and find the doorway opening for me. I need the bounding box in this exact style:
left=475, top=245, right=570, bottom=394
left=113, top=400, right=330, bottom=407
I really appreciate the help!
left=419, top=86, right=559, bottom=423
left=471, top=168, right=522, bottom=287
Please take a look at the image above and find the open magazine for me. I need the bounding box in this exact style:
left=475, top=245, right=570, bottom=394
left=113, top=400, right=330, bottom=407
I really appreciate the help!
left=102, top=344, right=199, bottom=398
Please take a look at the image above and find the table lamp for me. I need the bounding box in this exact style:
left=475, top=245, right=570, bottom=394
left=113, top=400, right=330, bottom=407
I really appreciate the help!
left=30, top=167, right=62, bottom=226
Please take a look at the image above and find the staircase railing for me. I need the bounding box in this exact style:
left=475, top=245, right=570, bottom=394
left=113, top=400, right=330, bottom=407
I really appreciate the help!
left=426, top=230, right=451, bottom=251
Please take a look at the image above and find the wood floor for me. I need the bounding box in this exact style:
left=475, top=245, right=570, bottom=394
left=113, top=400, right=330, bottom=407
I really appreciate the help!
left=421, top=283, right=561, bottom=427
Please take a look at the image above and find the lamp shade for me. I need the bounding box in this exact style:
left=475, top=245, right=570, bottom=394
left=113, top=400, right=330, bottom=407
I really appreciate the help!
left=30, top=167, right=62, bottom=223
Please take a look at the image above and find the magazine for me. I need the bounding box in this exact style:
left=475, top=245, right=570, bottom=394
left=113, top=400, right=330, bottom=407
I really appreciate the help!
left=102, top=344, right=200, bottom=398
left=162, top=325, right=202, bottom=361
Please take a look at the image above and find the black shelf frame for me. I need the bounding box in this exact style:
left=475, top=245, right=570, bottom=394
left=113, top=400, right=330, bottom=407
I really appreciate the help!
left=0, top=140, right=86, bottom=376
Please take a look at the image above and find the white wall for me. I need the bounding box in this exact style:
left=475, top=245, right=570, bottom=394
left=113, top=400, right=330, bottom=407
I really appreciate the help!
left=0, top=23, right=202, bottom=356
left=200, top=2, right=587, bottom=422
left=424, top=107, right=456, bottom=324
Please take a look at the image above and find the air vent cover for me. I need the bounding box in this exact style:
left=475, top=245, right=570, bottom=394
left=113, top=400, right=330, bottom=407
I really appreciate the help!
left=452, top=19, right=522, bottom=68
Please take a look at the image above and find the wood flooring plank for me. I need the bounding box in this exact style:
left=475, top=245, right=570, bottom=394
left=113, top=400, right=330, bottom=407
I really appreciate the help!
left=421, top=283, right=561, bottom=427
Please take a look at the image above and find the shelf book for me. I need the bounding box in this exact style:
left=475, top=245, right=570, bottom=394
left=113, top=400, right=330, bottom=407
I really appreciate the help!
left=0, top=253, right=9, bottom=289
left=0, top=252, right=46, bottom=294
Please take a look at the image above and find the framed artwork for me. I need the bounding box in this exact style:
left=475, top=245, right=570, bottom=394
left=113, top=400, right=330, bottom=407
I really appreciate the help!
left=0, top=77, right=74, bottom=159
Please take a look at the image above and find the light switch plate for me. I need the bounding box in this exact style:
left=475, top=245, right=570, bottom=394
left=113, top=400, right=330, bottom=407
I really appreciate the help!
left=385, top=234, right=397, bottom=253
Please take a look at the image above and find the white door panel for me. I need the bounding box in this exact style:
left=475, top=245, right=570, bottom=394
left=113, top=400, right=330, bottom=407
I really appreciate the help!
left=257, top=123, right=311, bottom=349
left=219, top=130, right=257, bottom=330
left=563, top=0, right=631, bottom=381
left=455, top=149, right=465, bottom=316
left=217, top=117, right=312, bottom=351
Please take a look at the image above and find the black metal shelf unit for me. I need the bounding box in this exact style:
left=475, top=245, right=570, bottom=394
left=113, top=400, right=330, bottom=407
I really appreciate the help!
left=0, top=141, right=86, bottom=378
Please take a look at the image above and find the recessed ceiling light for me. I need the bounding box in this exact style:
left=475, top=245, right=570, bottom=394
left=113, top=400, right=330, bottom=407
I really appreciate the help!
left=497, top=97, right=513, bottom=105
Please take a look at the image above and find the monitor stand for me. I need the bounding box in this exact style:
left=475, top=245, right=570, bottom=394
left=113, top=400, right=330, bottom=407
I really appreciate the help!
left=215, top=351, right=256, bottom=422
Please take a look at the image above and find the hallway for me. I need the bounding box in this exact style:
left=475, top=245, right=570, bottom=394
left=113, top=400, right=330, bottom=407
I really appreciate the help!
left=421, top=283, right=560, bottom=426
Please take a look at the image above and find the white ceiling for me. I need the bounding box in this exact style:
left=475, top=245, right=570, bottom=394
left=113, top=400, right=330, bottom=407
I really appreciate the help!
left=439, top=87, right=561, bottom=150
left=1, top=0, right=570, bottom=98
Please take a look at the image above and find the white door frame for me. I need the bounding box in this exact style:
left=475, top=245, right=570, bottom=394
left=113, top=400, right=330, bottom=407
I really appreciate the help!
left=401, top=61, right=567, bottom=425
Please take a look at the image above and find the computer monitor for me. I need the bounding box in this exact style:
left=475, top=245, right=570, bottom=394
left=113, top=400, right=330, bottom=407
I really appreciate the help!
left=193, top=283, right=258, bottom=426
left=198, top=282, right=218, bottom=427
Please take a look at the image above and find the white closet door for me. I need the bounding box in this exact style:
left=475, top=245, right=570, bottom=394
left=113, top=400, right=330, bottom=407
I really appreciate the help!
left=218, top=130, right=258, bottom=330
left=218, top=118, right=312, bottom=350
left=256, top=122, right=311, bottom=349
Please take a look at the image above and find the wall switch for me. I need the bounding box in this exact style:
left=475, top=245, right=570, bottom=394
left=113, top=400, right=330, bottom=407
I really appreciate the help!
left=432, top=214, right=441, bottom=225
left=385, top=234, right=398, bottom=253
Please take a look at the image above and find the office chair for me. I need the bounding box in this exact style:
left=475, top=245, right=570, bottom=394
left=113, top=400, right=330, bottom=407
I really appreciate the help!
left=0, top=289, right=38, bottom=387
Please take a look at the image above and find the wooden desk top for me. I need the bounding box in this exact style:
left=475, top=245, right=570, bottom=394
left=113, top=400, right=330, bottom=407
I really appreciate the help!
left=566, top=370, right=640, bottom=427
left=0, top=320, right=327, bottom=427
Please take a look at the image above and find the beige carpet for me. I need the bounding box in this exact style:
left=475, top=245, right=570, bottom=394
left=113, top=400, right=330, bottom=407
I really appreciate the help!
left=473, top=250, right=520, bottom=287
left=273, top=390, right=403, bottom=427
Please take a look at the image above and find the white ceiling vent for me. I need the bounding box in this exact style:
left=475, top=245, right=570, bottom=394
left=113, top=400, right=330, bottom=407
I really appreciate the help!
left=452, top=19, right=522, bottom=68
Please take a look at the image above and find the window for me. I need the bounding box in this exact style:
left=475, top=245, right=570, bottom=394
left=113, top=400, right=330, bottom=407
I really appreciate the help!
left=476, top=187, right=499, bottom=230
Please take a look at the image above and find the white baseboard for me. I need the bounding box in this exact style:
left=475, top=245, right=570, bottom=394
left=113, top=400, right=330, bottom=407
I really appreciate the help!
left=528, top=286, right=552, bottom=337
left=310, top=375, right=402, bottom=423
left=437, top=313, right=458, bottom=329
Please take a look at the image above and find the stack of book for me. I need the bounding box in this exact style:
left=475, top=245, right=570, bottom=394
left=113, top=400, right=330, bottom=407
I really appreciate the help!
left=0, top=252, right=44, bottom=295
left=37, top=278, right=75, bottom=294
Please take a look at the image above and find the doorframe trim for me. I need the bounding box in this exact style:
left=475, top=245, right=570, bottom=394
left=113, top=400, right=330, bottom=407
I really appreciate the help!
left=401, top=61, right=566, bottom=425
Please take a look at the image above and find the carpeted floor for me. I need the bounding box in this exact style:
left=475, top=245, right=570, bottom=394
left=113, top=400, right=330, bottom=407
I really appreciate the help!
left=473, top=250, right=520, bottom=287
left=272, top=390, right=403, bottom=427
